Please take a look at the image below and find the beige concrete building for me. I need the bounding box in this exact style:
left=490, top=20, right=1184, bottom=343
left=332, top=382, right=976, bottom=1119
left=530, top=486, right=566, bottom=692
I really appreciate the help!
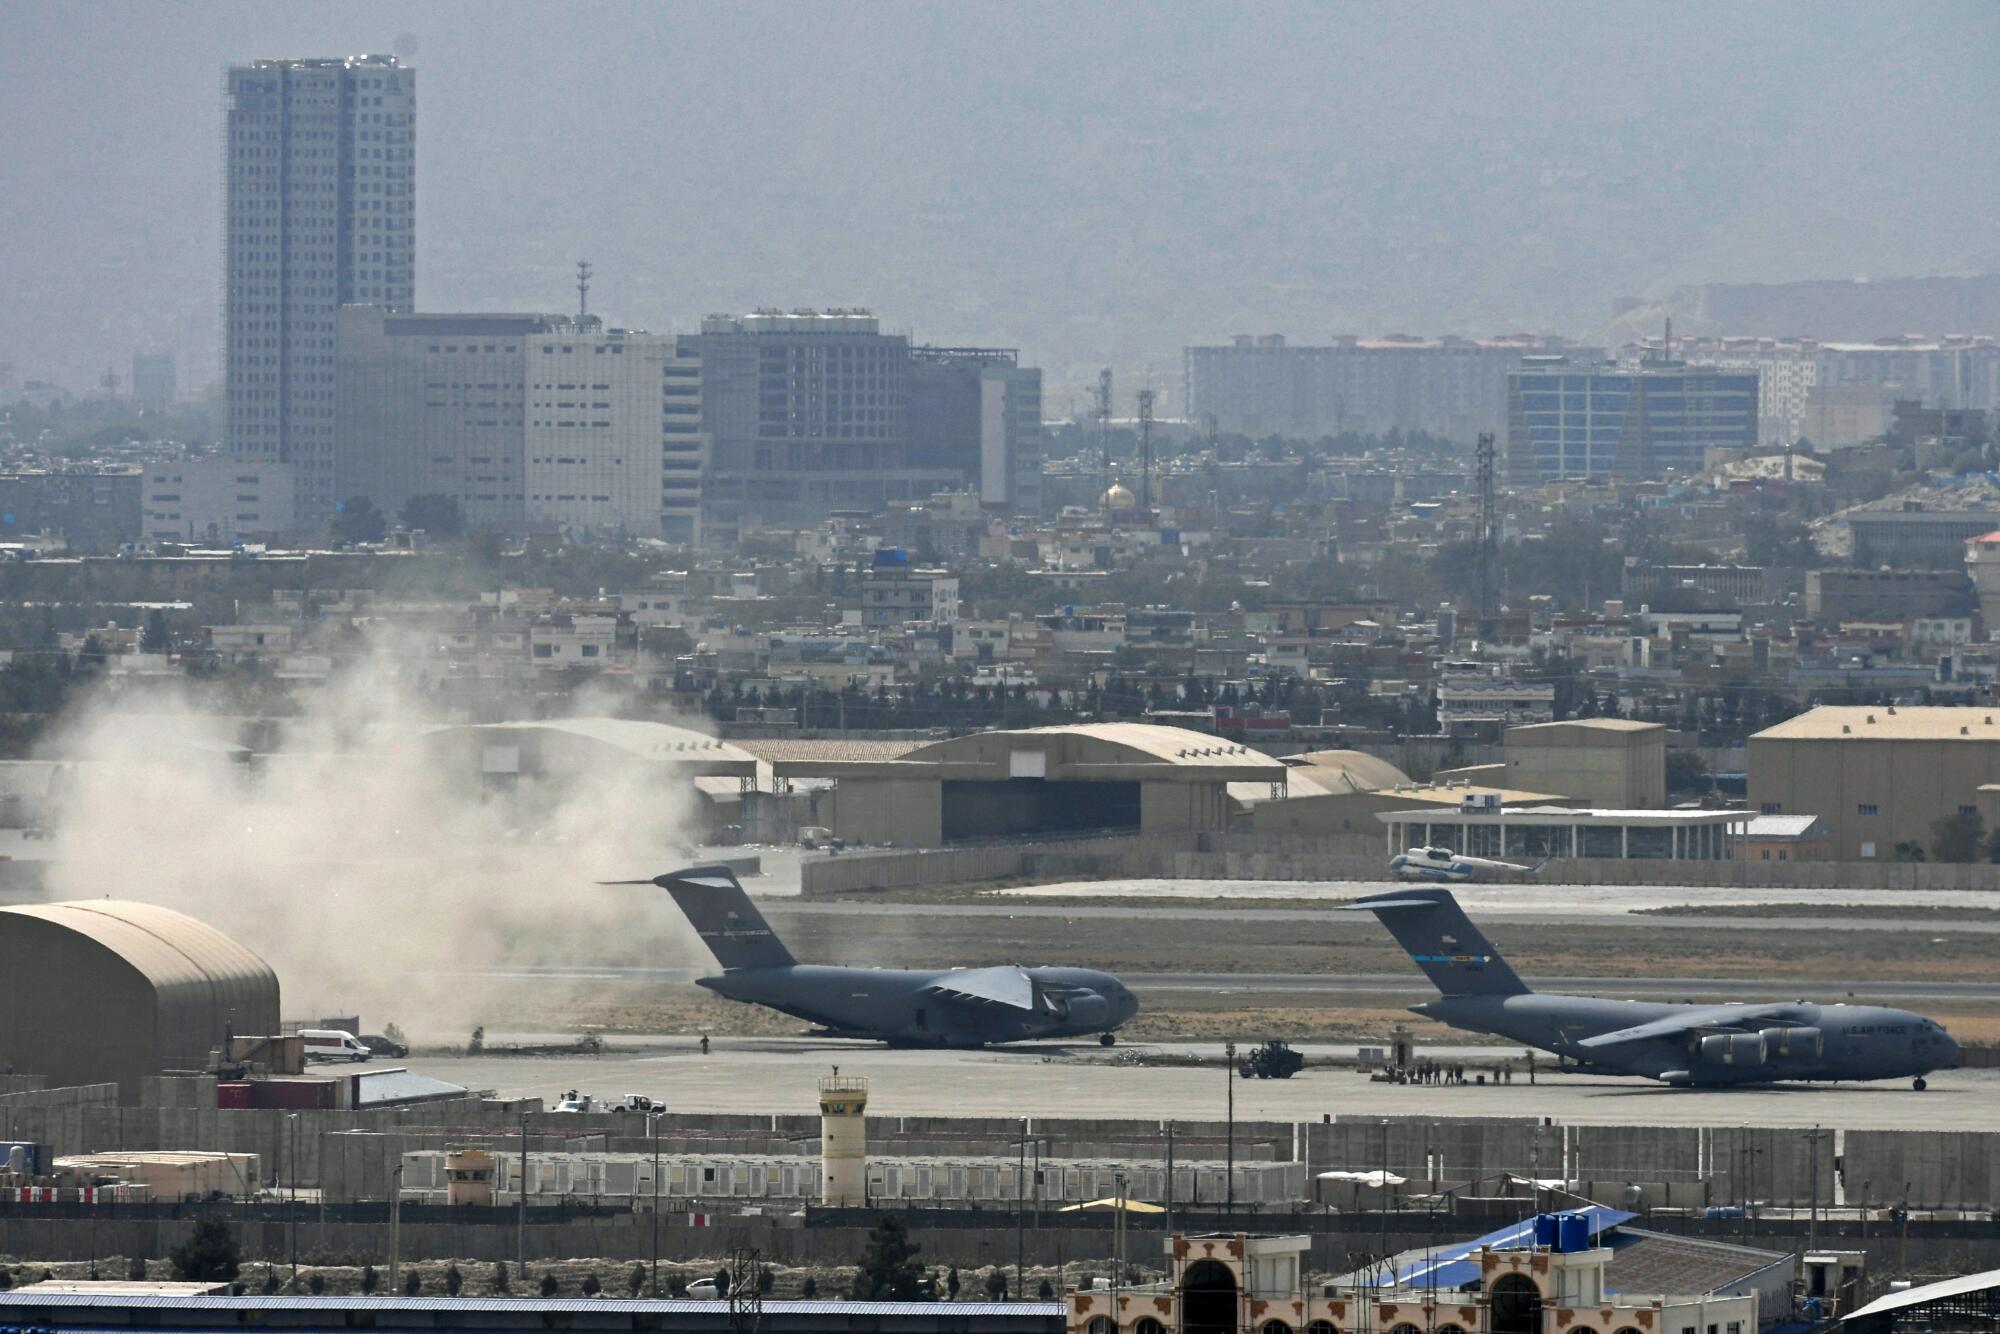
left=1748, top=705, right=2000, bottom=860
left=1502, top=719, right=1666, bottom=809
left=776, top=722, right=1284, bottom=847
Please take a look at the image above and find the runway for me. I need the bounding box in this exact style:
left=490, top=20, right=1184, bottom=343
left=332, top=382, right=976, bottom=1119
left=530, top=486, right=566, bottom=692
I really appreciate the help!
left=401, top=1035, right=1999, bottom=1131
left=432, top=963, right=2000, bottom=1004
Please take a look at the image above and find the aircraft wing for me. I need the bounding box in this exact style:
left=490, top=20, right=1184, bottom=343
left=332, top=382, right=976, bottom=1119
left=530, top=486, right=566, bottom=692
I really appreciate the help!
left=1575, top=1002, right=1795, bottom=1051
left=921, top=965, right=1037, bottom=1011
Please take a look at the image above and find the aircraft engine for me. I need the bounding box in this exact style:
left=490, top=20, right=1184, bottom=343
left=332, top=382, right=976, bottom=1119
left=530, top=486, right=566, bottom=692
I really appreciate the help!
left=1059, top=991, right=1111, bottom=1027
left=1698, top=1032, right=1767, bottom=1066
left=1761, top=1026, right=1823, bottom=1059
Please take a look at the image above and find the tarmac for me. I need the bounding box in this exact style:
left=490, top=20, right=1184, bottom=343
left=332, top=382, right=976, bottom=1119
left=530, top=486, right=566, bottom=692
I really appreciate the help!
left=402, top=1036, right=1997, bottom=1131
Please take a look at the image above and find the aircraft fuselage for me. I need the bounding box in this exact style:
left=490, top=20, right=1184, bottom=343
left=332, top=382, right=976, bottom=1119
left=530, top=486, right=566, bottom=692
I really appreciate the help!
left=699, top=964, right=1138, bottom=1047
left=1417, top=993, right=1957, bottom=1086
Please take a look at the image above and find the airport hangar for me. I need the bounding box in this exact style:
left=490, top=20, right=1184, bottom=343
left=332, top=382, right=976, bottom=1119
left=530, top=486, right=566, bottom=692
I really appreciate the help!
left=0, top=901, right=278, bottom=1102
left=771, top=722, right=1287, bottom=845
left=418, top=718, right=762, bottom=839
left=1749, top=704, right=2000, bottom=862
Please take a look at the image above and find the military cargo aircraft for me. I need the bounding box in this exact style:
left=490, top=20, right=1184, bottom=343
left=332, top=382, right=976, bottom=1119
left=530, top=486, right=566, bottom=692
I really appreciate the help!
left=1351, top=887, right=1957, bottom=1089
left=621, top=865, right=1139, bottom=1047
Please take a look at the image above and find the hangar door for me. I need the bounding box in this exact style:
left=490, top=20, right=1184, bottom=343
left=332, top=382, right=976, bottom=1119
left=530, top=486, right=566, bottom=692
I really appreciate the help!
left=941, top=779, right=1140, bottom=841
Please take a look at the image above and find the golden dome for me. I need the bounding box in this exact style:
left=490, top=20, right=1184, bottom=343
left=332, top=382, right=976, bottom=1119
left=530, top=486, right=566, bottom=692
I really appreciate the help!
left=1102, top=483, right=1138, bottom=511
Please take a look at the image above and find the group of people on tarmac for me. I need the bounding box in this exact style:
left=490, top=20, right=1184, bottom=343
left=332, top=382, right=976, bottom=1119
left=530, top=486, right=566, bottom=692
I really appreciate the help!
left=1408, top=1059, right=1514, bottom=1085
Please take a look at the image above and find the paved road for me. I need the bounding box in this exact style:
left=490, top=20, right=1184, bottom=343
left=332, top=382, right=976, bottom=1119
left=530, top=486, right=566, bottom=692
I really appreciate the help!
left=401, top=1036, right=1998, bottom=1132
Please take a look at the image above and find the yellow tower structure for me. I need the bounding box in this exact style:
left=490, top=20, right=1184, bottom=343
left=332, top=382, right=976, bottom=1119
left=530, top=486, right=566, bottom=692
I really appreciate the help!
left=818, top=1070, right=870, bottom=1206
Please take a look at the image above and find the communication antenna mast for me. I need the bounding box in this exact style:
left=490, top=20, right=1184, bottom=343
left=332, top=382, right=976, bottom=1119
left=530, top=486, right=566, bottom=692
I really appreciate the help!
left=1474, top=432, right=1498, bottom=626
left=1096, top=369, right=1114, bottom=516
left=575, top=259, right=593, bottom=321
left=1137, top=388, right=1156, bottom=516
left=727, top=1247, right=763, bottom=1334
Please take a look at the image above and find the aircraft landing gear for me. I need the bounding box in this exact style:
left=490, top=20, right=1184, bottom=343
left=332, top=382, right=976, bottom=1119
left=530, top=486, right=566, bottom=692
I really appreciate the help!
left=1914, top=1077, right=1929, bottom=1091
left=1099, top=1032, right=1116, bottom=1047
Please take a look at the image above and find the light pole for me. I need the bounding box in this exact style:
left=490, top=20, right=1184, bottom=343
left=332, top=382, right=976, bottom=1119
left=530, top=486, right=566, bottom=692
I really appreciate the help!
left=650, top=1110, right=662, bottom=1298
left=1224, top=1042, right=1236, bottom=1216
left=287, top=1114, right=298, bottom=1288
left=517, top=1114, right=529, bottom=1279
left=388, top=1163, right=403, bottom=1293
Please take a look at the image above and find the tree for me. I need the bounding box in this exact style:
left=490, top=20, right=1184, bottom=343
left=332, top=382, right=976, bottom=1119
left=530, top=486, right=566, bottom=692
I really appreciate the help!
left=539, top=1274, right=559, bottom=1298
left=626, top=1263, right=646, bottom=1297
left=169, top=1214, right=241, bottom=1282
left=1892, top=840, right=1928, bottom=863
left=1931, top=810, right=1984, bottom=864
left=404, top=1270, right=422, bottom=1297
left=984, top=1270, right=1009, bottom=1300
left=141, top=609, right=170, bottom=655
left=757, top=1267, right=774, bottom=1295
left=330, top=496, right=387, bottom=545
left=1038, top=1278, right=1055, bottom=1300
left=801, top=1277, right=818, bottom=1298
left=445, top=1264, right=463, bottom=1296
left=361, top=1264, right=378, bottom=1294
left=582, top=1272, right=602, bottom=1297
left=946, top=1268, right=961, bottom=1300
left=851, top=1213, right=928, bottom=1301
left=261, top=1267, right=279, bottom=1295
left=400, top=493, right=467, bottom=539
left=491, top=1261, right=510, bottom=1294
left=308, top=1273, right=325, bottom=1295
left=1664, top=749, right=1709, bottom=797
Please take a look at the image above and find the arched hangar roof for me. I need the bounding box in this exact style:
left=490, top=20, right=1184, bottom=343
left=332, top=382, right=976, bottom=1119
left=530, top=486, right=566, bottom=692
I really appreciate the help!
left=420, top=718, right=758, bottom=778
left=774, top=722, right=1286, bottom=784
left=0, top=901, right=279, bottom=1072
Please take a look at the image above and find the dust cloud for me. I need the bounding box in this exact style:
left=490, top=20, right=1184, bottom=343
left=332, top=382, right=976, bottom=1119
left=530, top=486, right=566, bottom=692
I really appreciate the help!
left=33, top=650, right=713, bottom=1042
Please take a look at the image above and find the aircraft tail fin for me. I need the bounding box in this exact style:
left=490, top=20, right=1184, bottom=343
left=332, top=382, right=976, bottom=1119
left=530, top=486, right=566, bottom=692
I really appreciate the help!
left=645, top=865, right=796, bottom=971
left=1347, top=887, right=1530, bottom=997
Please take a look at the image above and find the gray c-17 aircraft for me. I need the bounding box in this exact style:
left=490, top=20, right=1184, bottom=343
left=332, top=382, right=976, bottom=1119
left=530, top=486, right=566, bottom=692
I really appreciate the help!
left=1350, top=887, right=1958, bottom=1090
left=620, top=865, right=1140, bottom=1047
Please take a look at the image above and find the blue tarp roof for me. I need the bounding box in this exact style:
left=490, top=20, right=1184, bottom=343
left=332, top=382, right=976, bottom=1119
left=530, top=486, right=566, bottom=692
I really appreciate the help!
left=1375, top=1206, right=1637, bottom=1291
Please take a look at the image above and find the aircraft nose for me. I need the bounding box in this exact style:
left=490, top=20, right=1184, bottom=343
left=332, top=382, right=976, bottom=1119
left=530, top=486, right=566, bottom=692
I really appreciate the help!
left=1942, top=1032, right=1961, bottom=1066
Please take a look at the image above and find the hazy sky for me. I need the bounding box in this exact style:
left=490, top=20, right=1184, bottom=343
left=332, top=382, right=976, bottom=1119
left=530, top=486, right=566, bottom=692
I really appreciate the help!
left=4, top=1, right=1996, bottom=403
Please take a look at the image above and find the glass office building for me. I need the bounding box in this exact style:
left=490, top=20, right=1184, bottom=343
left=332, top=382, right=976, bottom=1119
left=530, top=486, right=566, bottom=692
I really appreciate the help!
left=1506, top=358, right=1757, bottom=483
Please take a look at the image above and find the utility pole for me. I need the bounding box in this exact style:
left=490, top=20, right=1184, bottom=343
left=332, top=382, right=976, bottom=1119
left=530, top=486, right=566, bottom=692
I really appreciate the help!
left=1016, top=1119, right=1027, bottom=1301
left=1164, top=1122, right=1175, bottom=1238
left=1224, top=1041, right=1236, bottom=1215
left=287, top=1115, right=298, bottom=1288
left=1113, top=1170, right=1128, bottom=1309
left=517, top=1114, right=529, bottom=1279
left=651, top=1110, right=663, bottom=1297
left=388, top=1162, right=403, bottom=1292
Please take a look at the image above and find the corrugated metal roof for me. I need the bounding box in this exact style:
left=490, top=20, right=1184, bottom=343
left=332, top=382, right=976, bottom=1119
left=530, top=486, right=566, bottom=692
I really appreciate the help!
left=1843, top=1264, right=2000, bottom=1322
left=355, top=1067, right=468, bottom=1106
left=0, top=1291, right=1064, bottom=1316
left=1368, top=1207, right=1636, bottom=1290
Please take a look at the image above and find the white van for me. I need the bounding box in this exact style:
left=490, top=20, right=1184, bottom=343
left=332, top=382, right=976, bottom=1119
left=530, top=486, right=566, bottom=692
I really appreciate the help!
left=299, top=1029, right=370, bottom=1063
